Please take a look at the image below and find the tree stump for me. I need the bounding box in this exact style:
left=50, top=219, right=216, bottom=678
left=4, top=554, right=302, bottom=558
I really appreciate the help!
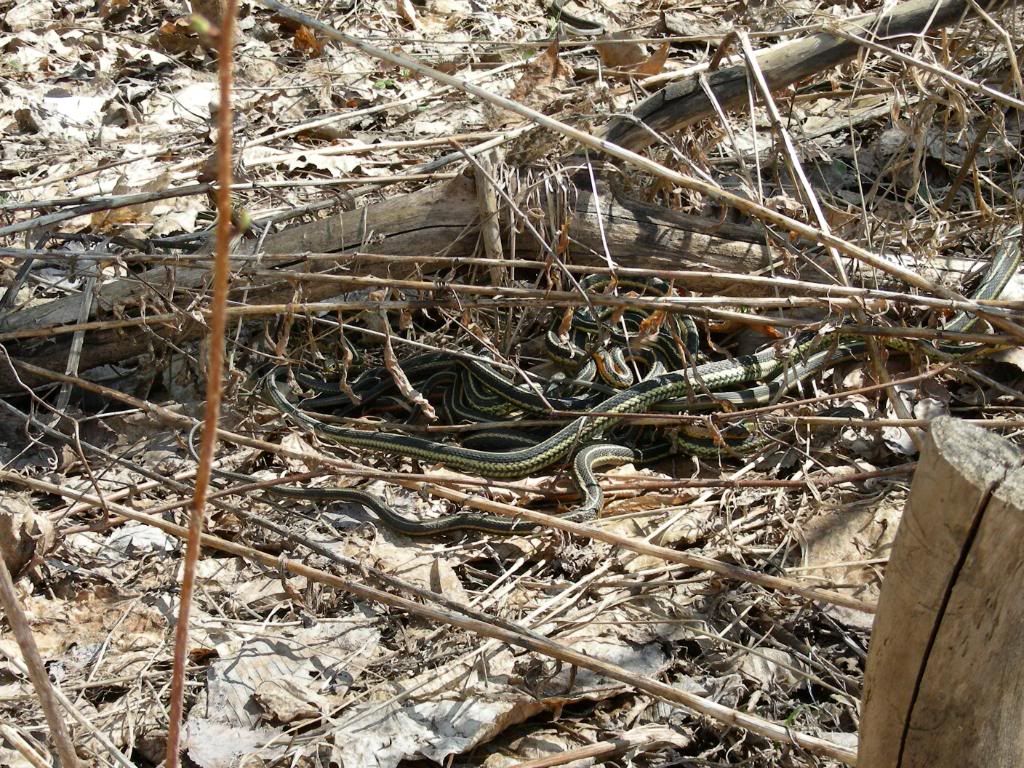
left=859, top=416, right=1024, bottom=767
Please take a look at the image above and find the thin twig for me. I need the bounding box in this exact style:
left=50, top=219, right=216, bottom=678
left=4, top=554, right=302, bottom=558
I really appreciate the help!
left=0, top=553, right=81, bottom=768
left=164, top=2, right=238, bottom=765
left=0, top=470, right=860, bottom=766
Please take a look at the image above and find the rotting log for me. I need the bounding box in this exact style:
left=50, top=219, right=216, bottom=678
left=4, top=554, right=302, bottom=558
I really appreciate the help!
left=0, top=169, right=992, bottom=392
left=859, top=416, right=1024, bottom=766
left=603, top=0, right=1012, bottom=150
left=0, top=174, right=777, bottom=390
left=0, top=0, right=1012, bottom=388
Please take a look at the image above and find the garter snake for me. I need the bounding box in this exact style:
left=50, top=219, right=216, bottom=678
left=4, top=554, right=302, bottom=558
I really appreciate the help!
left=193, top=340, right=822, bottom=537
left=545, top=275, right=700, bottom=389
left=226, top=225, right=1022, bottom=536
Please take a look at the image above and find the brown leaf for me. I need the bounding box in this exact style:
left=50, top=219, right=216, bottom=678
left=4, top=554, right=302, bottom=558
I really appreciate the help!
left=0, top=495, right=55, bottom=579
left=596, top=36, right=646, bottom=68
left=153, top=17, right=203, bottom=54
left=383, top=327, right=436, bottom=421
left=293, top=25, right=324, bottom=57
left=397, top=0, right=419, bottom=29
left=632, top=41, right=670, bottom=76
left=91, top=171, right=173, bottom=232
left=99, top=0, right=131, bottom=20
left=509, top=40, right=572, bottom=104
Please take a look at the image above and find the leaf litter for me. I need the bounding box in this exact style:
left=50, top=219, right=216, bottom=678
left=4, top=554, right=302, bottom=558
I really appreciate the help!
left=1, top=0, right=1022, bottom=766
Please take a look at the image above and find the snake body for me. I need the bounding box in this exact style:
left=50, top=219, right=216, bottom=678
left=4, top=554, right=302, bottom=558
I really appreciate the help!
left=213, top=225, right=1022, bottom=536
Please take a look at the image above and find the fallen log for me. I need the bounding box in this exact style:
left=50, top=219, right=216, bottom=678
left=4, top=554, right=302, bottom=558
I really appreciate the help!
left=603, top=0, right=1010, bottom=150
left=0, top=0, right=1011, bottom=387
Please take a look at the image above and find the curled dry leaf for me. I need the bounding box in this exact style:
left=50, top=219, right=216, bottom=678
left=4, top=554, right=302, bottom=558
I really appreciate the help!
left=90, top=171, right=173, bottom=232
left=254, top=678, right=328, bottom=723
left=508, top=40, right=574, bottom=108
left=592, top=37, right=669, bottom=78
left=0, top=494, right=55, bottom=579
left=397, top=0, right=419, bottom=29
left=293, top=25, right=324, bottom=57
left=153, top=16, right=205, bottom=54
left=383, top=327, right=437, bottom=421
left=632, top=41, right=670, bottom=76
left=596, top=34, right=647, bottom=68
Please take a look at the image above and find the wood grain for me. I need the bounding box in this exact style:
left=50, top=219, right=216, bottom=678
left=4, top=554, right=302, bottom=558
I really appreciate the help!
left=859, top=416, right=1024, bottom=767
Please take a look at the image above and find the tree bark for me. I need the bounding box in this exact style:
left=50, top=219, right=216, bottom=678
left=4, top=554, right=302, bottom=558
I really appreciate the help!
left=859, top=417, right=1024, bottom=767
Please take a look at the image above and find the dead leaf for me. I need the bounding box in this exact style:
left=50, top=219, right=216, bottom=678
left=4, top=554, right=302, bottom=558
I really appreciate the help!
left=4, top=0, right=53, bottom=32
left=91, top=171, right=173, bottom=232
left=799, top=499, right=901, bottom=628
left=0, top=494, right=55, bottom=579
left=632, top=41, right=670, bottom=76
left=739, top=648, right=802, bottom=691
left=99, top=0, right=130, bottom=17
left=508, top=40, right=573, bottom=107
left=13, top=107, right=40, bottom=133
left=153, top=17, right=202, bottom=54
left=369, top=529, right=470, bottom=602
left=293, top=25, right=323, bottom=57
left=383, top=327, right=436, bottom=420
left=184, top=719, right=284, bottom=768
left=254, top=679, right=328, bottom=723
left=397, top=0, right=419, bottom=29
left=596, top=35, right=647, bottom=68
left=280, top=432, right=317, bottom=473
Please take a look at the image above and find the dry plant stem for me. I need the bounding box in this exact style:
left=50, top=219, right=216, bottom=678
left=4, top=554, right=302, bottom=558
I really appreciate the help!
left=232, top=61, right=525, bottom=150
left=604, top=0, right=1011, bottom=148
left=0, top=724, right=49, bottom=768
left=165, top=3, right=238, bottom=766
left=966, top=0, right=1024, bottom=95
left=169, top=486, right=568, bottom=653
left=9, top=361, right=871, bottom=613
left=0, top=649, right=136, bottom=768
left=830, top=26, right=1024, bottom=110
left=0, top=139, right=204, bottom=196
left=17, top=248, right=1010, bottom=313
left=250, top=171, right=457, bottom=189
left=0, top=471, right=858, bottom=766
left=602, top=462, right=917, bottom=491
left=706, top=362, right=952, bottom=422
left=767, top=415, right=1024, bottom=428
left=2, top=249, right=1019, bottom=345
left=508, top=731, right=677, bottom=768
left=0, top=553, right=81, bottom=768
left=2, top=298, right=1011, bottom=345
left=234, top=268, right=1012, bottom=318
left=0, top=183, right=211, bottom=239
left=255, top=118, right=535, bottom=228
left=255, top=0, right=1024, bottom=342
left=738, top=30, right=922, bottom=451
left=412, top=481, right=875, bottom=613
left=230, top=256, right=1023, bottom=310
left=101, top=298, right=1016, bottom=335
left=941, top=117, right=992, bottom=211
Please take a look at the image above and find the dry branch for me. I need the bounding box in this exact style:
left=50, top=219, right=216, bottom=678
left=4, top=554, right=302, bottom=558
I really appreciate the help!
left=602, top=0, right=1014, bottom=150
left=0, top=469, right=860, bottom=766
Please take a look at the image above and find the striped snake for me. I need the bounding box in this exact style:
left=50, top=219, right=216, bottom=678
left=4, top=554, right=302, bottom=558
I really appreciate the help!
left=210, top=225, right=1022, bottom=536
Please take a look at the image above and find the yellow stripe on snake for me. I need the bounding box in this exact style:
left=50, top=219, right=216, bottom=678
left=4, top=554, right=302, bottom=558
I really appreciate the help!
left=204, top=225, right=1022, bottom=536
